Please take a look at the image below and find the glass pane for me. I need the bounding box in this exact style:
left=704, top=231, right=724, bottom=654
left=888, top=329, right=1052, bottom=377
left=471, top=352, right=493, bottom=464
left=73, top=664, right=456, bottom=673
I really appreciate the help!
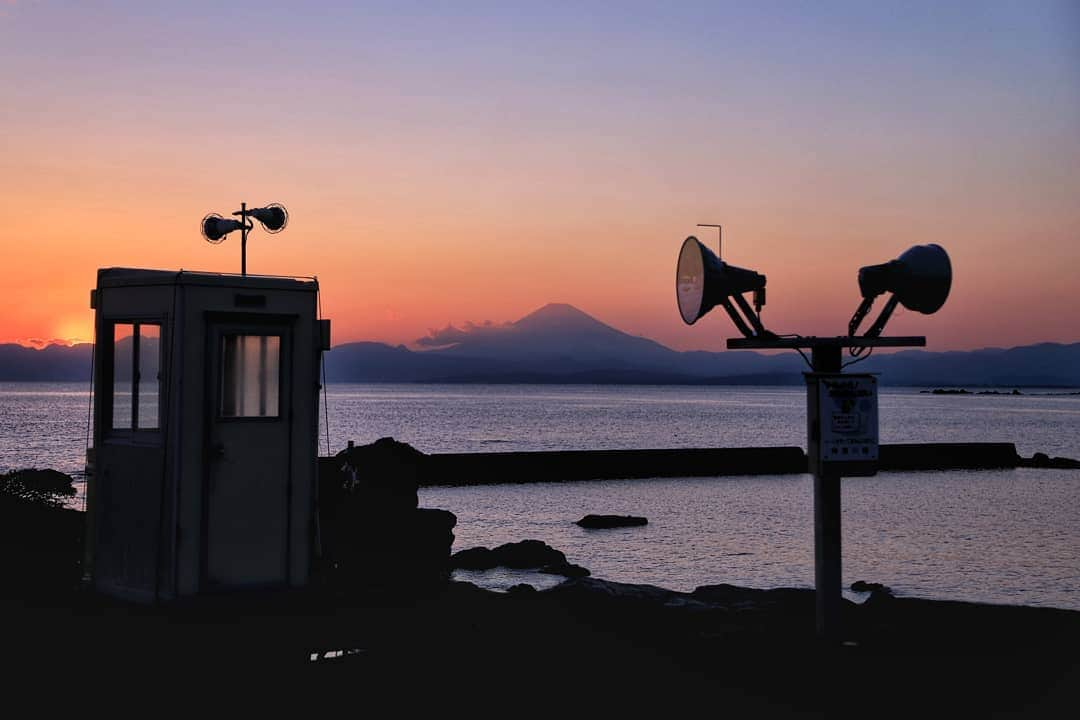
left=112, top=324, right=134, bottom=429
left=221, top=335, right=281, bottom=418
left=110, top=321, right=162, bottom=432
left=137, top=324, right=160, bottom=430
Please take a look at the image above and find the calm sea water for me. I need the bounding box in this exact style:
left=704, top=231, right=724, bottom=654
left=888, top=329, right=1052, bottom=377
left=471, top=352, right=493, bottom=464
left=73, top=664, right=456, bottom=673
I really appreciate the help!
left=2, top=382, right=1078, bottom=609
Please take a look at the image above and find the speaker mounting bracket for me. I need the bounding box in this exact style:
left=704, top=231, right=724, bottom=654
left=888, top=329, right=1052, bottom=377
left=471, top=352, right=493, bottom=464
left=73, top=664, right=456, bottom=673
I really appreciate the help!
left=727, top=335, right=925, bottom=372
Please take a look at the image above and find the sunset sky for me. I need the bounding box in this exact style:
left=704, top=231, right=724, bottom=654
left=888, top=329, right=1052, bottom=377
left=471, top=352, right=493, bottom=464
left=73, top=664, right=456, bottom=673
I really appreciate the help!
left=2, top=1, right=1078, bottom=352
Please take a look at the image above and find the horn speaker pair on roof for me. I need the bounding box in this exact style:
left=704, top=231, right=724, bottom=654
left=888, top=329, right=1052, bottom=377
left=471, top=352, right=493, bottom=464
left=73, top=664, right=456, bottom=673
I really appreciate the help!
left=201, top=203, right=288, bottom=244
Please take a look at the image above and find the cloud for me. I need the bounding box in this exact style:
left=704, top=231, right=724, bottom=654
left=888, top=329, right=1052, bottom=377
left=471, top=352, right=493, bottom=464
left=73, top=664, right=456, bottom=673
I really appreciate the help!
left=415, top=320, right=510, bottom=348
left=19, top=337, right=79, bottom=350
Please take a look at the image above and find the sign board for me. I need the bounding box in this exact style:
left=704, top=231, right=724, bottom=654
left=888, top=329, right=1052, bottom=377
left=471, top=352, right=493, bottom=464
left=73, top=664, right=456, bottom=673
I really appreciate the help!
left=806, top=373, right=878, bottom=477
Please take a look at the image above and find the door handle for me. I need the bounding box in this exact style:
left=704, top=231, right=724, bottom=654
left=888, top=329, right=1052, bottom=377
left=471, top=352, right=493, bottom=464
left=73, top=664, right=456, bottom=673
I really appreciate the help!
left=210, top=443, right=226, bottom=459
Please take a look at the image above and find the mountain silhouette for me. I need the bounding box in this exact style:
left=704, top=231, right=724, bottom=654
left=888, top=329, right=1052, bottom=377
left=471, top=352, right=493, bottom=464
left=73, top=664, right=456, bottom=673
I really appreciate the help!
left=427, top=303, right=678, bottom=374
left=0, top=343, right=94, bottom=381
left=324, top=304, right=1080, bottom=386
left=3, top=305, right=1079, bottom=386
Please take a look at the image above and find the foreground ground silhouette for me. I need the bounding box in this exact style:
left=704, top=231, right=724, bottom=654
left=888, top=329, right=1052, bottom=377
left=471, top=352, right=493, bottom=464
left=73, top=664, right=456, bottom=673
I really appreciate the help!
left=3, top=468, right=1077, bottom=714
left=7, top=573, right=1079, bottom=715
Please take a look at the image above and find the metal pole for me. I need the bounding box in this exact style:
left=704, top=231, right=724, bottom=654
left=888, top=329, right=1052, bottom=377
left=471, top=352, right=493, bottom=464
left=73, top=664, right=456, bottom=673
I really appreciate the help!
left=241, top=201, right=247, bottom=276
left=814, top=469, right=842, bottom=640
left=810, top=343, right=842, bottom=642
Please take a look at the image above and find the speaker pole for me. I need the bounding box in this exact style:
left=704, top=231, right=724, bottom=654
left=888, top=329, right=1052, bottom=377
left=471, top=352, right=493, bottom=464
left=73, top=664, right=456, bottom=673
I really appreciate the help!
left=809, top=343, right=843, bottom=643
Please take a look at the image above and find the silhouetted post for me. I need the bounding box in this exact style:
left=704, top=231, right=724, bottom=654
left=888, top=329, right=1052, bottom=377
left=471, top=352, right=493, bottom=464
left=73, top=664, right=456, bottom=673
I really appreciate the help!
left=814, top=470, right=842, bottom=640
left=810, top=344, right=842, bottom=642
left=731, top=337, right=910, bottom=642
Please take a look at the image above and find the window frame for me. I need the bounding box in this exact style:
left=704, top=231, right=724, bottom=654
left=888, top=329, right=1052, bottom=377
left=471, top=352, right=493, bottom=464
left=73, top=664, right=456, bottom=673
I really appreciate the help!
left=105, top=317, right=166, bottom=441
left=217, top=332, right=284, bottom=421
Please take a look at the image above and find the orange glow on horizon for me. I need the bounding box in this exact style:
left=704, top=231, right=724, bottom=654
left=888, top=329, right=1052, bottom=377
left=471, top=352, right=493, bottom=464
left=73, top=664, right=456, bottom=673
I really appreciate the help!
left=1, top=191, right=1079, bottom=353
left=16, top=337, right=87, bottom=350
left=1, top=2, right=1078, bottom=353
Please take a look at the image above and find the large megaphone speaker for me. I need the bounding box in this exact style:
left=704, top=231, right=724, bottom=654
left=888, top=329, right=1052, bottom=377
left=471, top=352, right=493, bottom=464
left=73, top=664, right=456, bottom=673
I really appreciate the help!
left=201, top=213, right=244, bottom=244
left=676, top=236, right=767, bottom=325
left=249, top=203, right=288, bottom=233
left=858, top=243, right=952, bottom=314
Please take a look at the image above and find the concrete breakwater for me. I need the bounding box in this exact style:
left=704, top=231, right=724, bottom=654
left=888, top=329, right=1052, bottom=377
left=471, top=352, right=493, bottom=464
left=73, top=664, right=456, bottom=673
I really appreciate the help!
left=416, top=442, right=1075, bottom=486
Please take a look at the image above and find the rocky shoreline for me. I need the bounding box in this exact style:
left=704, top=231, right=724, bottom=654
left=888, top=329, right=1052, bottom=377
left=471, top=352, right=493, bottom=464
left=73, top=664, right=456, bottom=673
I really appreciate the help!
left=3, top=460, right=1079, bottom=712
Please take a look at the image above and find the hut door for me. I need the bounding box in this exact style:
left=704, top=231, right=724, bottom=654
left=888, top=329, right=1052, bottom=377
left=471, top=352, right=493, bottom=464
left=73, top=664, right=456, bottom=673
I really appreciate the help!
left=205, top=322, right=292, bottom=588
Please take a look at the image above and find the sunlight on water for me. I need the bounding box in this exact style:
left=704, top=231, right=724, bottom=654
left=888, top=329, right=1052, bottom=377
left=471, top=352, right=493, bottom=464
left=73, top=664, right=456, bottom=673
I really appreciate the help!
left=0, top=383, right=92, bottom=478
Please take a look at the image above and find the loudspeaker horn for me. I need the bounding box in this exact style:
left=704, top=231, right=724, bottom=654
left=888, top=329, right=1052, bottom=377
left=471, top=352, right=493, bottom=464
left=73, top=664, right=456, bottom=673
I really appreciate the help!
left=676, top=236, right=767, bottom=325
left=249, top=203, right=288, bottom=233
left=201, top=213, right=244, bottom=244
left=858, top=243, right=952, bottom=314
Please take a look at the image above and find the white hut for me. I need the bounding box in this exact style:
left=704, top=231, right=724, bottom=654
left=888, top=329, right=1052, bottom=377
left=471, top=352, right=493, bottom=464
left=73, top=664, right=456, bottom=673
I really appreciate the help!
left=85, top=268, right=330, bottom=603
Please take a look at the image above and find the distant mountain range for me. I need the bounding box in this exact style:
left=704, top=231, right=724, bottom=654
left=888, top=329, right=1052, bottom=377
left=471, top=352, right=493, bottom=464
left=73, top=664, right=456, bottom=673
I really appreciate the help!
left=0, top=335, right=154, bottom=382
left=0, top=342, right=96, bottom=381
left=3, top=303, right=1079, bottom=387
left=324, top=304, right=1080, bottom=387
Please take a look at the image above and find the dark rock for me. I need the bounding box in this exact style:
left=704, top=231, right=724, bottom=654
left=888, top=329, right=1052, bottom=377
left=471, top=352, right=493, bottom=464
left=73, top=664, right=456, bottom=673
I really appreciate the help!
left=410, top=508, right=458, bottom=574
left=316, top=438, right=456, bottom=593
left=451, top=547, right=497, bottom=570
left=0, top=472, right=85, bottom=595
left=1048, top=456, right=1080, bottom=468
left=1018, top=452, right=1080, bottom=469
left=325, top=437, right=426, bottom=513
left=451, top=540, right=584, bottom=576
left=691, top=584, right=816, bottom=613
left=320, top=506, right=458, bottom=595
left=507, top=583, right=536, bottom=594
left=863, top=587, right=896, bottom=609
left=851, top=580, right=892, bottom=595
left=0, top=468, right=76, bottom=508
left=416, top=507, right=457, bottom=533
left=576, top=514, right=648, bottom=529
left=550, top=577, right=683, bottom=607
left=492, top=539, right=567, bottom=569
left=539, top=562, right=590, bottom=578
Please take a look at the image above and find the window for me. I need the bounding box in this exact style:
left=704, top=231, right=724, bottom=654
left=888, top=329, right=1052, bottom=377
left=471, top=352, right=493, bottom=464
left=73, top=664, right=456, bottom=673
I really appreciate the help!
left=220, top=335, right=280, bottom=418
left=112, top=322, right=161, bottom=431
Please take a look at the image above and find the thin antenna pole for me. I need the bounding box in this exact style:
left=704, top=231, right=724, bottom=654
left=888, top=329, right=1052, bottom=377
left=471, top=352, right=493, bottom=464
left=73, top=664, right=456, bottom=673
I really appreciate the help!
left=697, top=223, right=722, bottom=260
left=241, top=201, right=247, bottom=276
